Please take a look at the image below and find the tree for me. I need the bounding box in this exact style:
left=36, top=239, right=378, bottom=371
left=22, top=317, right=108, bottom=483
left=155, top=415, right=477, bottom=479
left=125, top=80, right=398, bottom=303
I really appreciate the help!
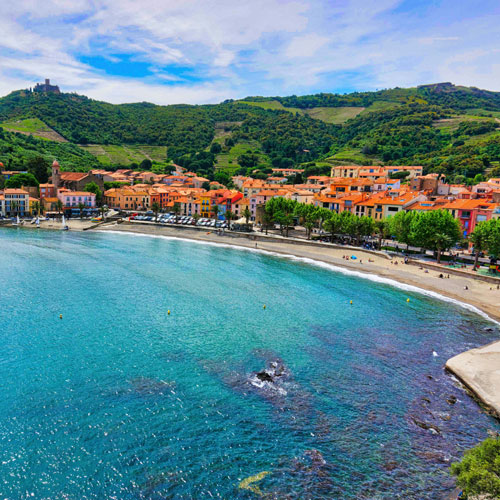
left=152, top=202, right=160, bottom=222
left=411, top=210, right=462, bottom=262
left=172, top=202, right=181, bottom=223
left=451, top=437, right=500, bottom=499
left=78, top=202, right=85, bottom=219
left=26, top=156, right=49, bottom=183
left=210, top=142, right=222, bottom=154
left=10, top=200, right=18, bottom=216
left=243, top=207, right=251, bottom=225
left=212, top=204, right=219, bottom=223
left=225, top=210, right=234, bottom=229
left=470, top=221, right=490, bottom=269
left=84, top=182, right=102, bottom=205
left=487, top=219, right=500, bottom=258
left=193, top=213, right=200, bottom=225
left=389, top=210, right=418, bottom=249
left=5, top=173, right=39, bottom=188
left=32, top=201, right=40, bottom=216
left=323, top=213, right=342, bottom=242
left=56, top=199, right=63, bottom=216
left=139, top=158, right=152, bottom=170
left=374, top=219, right=390, bottom=250
left=262, top=210, right=273, bottom=235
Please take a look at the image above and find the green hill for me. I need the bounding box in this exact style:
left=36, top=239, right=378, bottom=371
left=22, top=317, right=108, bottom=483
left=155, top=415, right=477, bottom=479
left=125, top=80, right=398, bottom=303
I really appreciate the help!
left=1, top=82, right=500, bottom=181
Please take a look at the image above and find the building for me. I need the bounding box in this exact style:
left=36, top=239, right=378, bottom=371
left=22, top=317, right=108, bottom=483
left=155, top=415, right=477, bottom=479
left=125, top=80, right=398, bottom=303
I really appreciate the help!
left=33, top=79, right=60, bottom=93
left=2, top=189, right=30, bottom=216
left=39, top=183, right=56, bottom=199
left=51, top=160, right=105, bottom=191
left=57, top=190, right=96, bottom=209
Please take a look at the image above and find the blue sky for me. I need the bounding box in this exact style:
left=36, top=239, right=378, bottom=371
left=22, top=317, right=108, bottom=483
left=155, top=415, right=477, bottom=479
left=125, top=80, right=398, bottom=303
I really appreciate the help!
left=0, top=0, right=499, bottom=104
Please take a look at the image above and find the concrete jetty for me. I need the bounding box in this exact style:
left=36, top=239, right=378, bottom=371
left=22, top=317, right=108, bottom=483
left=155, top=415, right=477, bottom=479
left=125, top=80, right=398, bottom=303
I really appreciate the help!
left=446, top=340, right=500, bottom=418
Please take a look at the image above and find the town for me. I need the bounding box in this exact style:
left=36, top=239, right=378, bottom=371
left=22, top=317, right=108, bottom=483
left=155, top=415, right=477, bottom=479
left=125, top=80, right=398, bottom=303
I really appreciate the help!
left=1, top=160, right=499, bottom=238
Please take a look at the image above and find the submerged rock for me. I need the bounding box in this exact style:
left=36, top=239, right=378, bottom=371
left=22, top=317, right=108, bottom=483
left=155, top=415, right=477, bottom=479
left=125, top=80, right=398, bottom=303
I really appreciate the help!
left=130, top=377, right=176, bottom=396
left=411, top=417, right=441, bottom=435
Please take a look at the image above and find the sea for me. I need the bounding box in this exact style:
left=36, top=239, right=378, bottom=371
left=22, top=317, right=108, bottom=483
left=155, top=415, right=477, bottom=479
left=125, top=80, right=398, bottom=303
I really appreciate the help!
left=0, top=228, right=499, bottom=499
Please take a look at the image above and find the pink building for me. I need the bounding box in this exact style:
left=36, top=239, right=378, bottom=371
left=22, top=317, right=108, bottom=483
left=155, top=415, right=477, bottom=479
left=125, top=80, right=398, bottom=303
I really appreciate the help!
left=57, top=190, right=96, bottom=208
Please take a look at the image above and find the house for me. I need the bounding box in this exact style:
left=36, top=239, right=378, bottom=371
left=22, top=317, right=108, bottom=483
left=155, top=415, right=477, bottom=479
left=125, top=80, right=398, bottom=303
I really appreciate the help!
left=57, top=190, right=96, bottom=209
left=39, top=183, right=56, bottom=199
left=442, top=199, right=498, bottom=236
left=2, top=189, right=30, bottom=216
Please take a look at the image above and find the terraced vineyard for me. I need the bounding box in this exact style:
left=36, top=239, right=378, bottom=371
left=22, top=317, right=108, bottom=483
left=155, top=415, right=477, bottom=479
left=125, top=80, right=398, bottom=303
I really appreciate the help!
left=0, top=118, right=67, bottom=142
left=81, top=144, right=167, bottom=166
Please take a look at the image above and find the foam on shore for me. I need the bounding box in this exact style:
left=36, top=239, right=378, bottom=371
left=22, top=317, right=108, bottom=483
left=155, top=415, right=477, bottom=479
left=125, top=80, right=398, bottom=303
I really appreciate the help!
left=96, top=229, right=500, bottom=325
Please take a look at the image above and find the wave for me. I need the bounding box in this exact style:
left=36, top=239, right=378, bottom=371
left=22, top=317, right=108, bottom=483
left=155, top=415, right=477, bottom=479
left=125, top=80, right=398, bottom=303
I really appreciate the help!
left=95, top=229, right=499, bottom=325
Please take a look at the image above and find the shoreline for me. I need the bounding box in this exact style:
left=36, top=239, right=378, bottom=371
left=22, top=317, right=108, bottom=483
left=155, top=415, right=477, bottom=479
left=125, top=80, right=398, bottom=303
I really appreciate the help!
left=95, top=222, right=500, bottom=323
left=6, top=221, right=500, bottom=418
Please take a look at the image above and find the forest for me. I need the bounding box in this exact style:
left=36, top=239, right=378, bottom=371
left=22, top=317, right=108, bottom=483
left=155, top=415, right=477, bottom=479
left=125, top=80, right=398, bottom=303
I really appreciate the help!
left=1, top=82, right=500, bottom=182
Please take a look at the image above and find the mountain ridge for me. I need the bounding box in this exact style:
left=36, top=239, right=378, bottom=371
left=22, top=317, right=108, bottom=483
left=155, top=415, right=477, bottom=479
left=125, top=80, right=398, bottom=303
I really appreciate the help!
left=1, top=83, right=500, bottom=182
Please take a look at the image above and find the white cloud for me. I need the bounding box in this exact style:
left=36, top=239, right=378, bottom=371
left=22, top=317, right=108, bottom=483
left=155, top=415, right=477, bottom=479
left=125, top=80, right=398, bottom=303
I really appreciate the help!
left=0, top=0, right=499, bottom=103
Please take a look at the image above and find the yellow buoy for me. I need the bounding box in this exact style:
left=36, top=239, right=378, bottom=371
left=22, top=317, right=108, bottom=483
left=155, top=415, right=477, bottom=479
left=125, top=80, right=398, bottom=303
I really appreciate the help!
left=350, top=300, right=353, bottom=305
left=263, top=305, right=266, bottom=310
left=407, top=298, right=410, bottom=303
left=167, top=310, right=171, bottom=315
left=59, top=314, right=63, bottom=319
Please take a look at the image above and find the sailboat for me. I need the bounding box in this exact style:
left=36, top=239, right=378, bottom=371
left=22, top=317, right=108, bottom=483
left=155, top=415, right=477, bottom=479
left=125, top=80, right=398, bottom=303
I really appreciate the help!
left=36, top=217, right=40, bottom=228
left=61, top=214, right=69, bottom=231
left=12, top=214, right=24, bottom=226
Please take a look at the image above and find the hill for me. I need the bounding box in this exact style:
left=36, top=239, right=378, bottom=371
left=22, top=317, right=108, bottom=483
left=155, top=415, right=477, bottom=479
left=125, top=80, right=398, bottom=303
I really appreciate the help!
left=1, top=82, right=500, bottom=181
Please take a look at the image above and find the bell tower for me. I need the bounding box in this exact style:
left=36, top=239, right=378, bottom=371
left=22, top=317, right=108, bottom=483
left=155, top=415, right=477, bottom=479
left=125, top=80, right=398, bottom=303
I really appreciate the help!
left=52, top=160, right=61, bottom=190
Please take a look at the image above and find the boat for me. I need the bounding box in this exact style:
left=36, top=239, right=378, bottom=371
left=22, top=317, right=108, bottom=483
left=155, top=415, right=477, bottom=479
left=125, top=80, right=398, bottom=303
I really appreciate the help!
left=61, top=215, right=69, bottom=231
left=12, top=215, right=24, bottom=226
left=36, top=217, right=40, bottom=228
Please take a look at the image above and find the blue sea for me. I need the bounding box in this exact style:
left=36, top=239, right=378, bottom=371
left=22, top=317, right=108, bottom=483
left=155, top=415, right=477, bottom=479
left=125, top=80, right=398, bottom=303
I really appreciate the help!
left=0, top=228, right=499, bottom=500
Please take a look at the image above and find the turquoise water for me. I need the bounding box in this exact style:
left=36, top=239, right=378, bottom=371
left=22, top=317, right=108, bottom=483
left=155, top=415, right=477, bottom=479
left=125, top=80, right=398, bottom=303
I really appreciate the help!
left=1, top=229, right=499, bottom=500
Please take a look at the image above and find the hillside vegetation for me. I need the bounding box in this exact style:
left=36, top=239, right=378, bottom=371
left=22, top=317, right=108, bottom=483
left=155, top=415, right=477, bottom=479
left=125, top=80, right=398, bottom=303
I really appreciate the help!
left=1, top=82, right=500, bottom=181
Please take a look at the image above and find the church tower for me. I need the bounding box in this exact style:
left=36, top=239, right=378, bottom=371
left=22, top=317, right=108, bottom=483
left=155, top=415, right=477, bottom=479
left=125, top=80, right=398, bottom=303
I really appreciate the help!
left=52, top=160, right=61, bottom=190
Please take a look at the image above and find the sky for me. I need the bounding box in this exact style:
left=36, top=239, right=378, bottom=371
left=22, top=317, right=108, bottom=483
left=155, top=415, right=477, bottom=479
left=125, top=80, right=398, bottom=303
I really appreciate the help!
left=1, top=0, right=499, bottom=105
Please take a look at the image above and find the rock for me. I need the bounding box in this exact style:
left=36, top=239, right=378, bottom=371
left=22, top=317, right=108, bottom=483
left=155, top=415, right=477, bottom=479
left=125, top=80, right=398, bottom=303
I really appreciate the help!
left=256, top=370, right=274, bottom=383
left=446, top=395, right=457, bottom=405
left=411, top=417, right=441, bottom=434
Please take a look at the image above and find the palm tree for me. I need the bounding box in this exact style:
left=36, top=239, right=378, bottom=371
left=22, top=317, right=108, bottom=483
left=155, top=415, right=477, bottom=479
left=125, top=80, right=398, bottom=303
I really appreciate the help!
left=432, top=232, right=452, bottom=264
left=10, top=200, right=18, bottom=217
left=172, top=202, right=181, bottom=224
left=243, top=207, right=251, bottom=225
left=32, top=201, right=40, bottom=217
left=152, top=201, right=160, bottom=222
left=78, top=202, right=85, bottom=219
left=212, top=204, right=219, bottom=224
left=225, top=210, right=234, bottom=230
left=56, top=199, right=63, bottom=218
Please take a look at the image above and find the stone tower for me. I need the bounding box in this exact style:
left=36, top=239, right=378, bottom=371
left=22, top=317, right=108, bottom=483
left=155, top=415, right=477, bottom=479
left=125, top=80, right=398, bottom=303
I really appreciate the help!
left=52, top=160, right=61, bottom=190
